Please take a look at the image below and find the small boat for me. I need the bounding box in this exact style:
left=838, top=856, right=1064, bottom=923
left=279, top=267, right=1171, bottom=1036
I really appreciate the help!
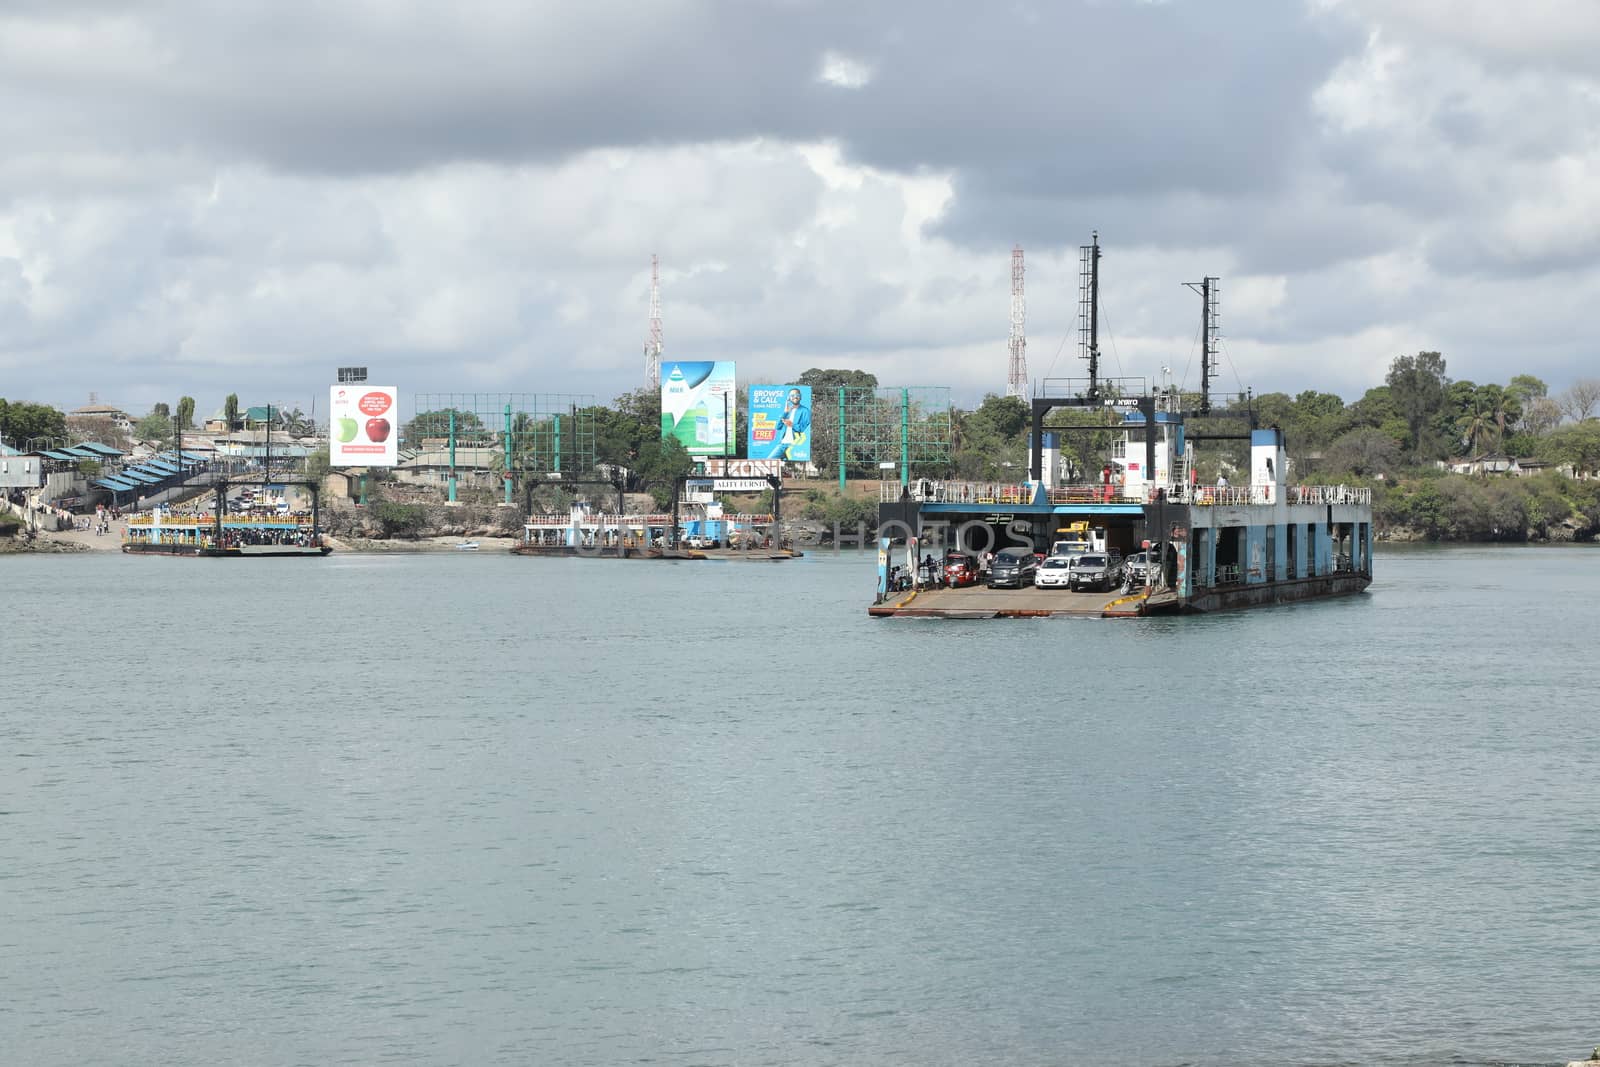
left=455, top=540, right=480, bottom=551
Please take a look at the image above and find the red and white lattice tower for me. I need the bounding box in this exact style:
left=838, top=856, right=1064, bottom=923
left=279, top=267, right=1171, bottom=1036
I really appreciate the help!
left=644, top=254, right=663, bottom=389
left=1006, top=245, right=1027, bottom=398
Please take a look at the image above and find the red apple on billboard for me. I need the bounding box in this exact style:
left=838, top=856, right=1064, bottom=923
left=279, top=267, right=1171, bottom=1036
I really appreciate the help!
left=366, top=417, right=391, bottom=443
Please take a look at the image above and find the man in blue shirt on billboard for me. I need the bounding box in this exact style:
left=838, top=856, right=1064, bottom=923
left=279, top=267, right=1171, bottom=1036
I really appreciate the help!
left=769, top=388, right=811, bottom=461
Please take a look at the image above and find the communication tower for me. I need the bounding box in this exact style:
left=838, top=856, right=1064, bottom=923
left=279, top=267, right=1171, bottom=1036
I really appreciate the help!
left=644, top=254, right=663, bottom=389
left=1006, top=246, right=1028, bottom=398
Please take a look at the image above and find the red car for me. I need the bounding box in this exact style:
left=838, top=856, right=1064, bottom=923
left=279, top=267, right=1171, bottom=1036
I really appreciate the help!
left=944, top=552, right=980, bottom=587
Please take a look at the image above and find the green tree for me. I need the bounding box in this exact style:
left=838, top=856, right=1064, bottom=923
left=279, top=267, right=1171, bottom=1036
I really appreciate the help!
left=1506, top=374, right=1547, bottom=412
left=176, top=396, right=196, bottom=430
left=589, top=388, right=663, bottom=475
left=965, top=394, right=1029, bottom=441
left=223, top=393, right=240, bottom=431
left=1323, top=427, right=1401, bottom=477
left=304, top=444, right=331, bottom=492
left=0, top=398, right=68, bottom=447
left=402, top=408, right=489, bottom=448
left=1539, top=421, right=1600, bottom=474
left=637, top=436, right=695, bottom=507
left=1386, top=351, right=1450, bottom=459
left=133, top=411, right=175, bottom=445
left=796, top=368, right=880, bottom=392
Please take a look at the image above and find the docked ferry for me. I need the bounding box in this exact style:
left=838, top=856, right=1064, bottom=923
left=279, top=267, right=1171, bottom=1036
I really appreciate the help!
left=511, top=504, right=785, bottom=559
left=870, top=394, right=1372, bottom=617
left=122, top=511, right=332, bottom=557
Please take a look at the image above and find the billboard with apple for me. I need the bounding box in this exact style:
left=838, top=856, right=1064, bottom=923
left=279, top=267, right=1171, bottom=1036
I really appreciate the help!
left=329, top=385, right=399, bottom=467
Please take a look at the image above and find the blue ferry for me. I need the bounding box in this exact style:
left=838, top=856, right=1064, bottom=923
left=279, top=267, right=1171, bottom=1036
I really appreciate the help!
left=871, top=396, right=1372, bottom=617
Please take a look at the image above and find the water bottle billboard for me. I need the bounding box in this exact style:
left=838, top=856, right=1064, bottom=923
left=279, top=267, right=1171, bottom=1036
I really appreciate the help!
left=659, top=361, right=736, bottom=456
left=747, top=385, right=812, bottom=462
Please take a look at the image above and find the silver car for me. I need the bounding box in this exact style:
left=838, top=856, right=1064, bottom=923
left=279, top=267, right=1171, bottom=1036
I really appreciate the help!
left=1068, top=553, right=1119, bottom=592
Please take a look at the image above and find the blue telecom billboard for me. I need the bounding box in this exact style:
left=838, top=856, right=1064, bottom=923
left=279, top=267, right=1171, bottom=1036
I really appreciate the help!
left=661, top=361, right=737, bottom=456
left=747, top=385, right=812, bottom=462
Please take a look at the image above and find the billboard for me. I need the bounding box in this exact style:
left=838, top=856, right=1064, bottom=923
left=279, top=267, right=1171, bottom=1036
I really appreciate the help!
left=747, top=385, right=812, bottom=462
left=329, top=385, right=399, bottom=467
left=661, top=361, right=736, bottom=456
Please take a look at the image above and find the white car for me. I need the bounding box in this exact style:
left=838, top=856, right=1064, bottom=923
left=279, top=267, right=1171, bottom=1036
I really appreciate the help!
left=1034, top=555, right=1075, bottom=588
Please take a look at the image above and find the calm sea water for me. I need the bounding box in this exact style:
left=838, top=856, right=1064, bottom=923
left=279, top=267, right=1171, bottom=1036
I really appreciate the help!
left=3, top=545, right=1599, bottom=1066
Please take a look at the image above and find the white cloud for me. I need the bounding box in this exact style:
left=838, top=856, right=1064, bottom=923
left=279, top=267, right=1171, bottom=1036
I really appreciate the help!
left=817, top=50, right=873, bottom=90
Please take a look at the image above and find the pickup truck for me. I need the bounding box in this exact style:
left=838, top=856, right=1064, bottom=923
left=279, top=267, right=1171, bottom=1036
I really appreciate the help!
left=1068, top=553, right=1119, bottom=592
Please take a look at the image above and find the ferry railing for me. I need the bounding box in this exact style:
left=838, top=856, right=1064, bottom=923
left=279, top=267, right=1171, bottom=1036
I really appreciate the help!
left=1175, top=484, right=1373, bottom=507
left=881, top=481, right=1037, bottom=505
left=1046, top=486, right=1143, bottom=505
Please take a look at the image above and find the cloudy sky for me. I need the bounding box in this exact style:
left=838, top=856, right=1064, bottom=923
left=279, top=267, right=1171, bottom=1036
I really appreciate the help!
left=2, top=0, right=1597, bottom=420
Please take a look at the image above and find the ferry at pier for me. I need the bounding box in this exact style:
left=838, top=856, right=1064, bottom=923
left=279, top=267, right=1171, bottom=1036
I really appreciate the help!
left=511, top=505, right=792, bottom=559
left=122, top=511, right=332, bottom=557
left=871, top=396, right=1372, bottom=618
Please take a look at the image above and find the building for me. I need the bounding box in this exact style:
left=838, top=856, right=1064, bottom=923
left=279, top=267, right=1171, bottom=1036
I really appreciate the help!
left=66, top=400, right=134, bottom=437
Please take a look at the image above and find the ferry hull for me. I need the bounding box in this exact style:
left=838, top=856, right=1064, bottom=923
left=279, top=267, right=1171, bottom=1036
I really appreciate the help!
left=1166, top=572, right=1371, bottom=614
left=510, top=544, right=653, bottom=559
left=122, top=543, right=331, bottom=558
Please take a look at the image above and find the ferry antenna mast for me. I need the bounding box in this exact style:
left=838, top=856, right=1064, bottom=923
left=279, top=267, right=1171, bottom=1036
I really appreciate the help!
left=1183, top=275, right=1219, bottom=414
left=645, top=254, right=663, bottom=389
left=1006, top=246, right=1028, bottom=398
left=1079, top=232, right=1101, bottom=400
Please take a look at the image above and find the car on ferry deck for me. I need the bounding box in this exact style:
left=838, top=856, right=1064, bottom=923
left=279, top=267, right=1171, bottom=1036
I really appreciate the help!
left=988, top=547, right=1038, bottom=589
left=944, top=551, right=980, bottom=587
left=1121, top=550, right=1150, bottom=582
left=1068, top=553, right=1119, bottom=592
left=1034, top=555, right=1074, bottom=589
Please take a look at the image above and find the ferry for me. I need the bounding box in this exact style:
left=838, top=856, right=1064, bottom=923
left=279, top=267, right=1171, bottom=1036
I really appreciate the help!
left=122, top=510, right=332, bottom=557
left=512, top=507, right=674, bottom=558
left=511, top=505, right=791, bottom=559
left=870, top=397, right=1372, bottom=617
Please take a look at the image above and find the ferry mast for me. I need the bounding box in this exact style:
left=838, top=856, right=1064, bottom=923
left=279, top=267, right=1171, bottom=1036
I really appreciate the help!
left=1079, top=232, right=1101, bottom=400
left=1183, top=276, right=1220, bottom=414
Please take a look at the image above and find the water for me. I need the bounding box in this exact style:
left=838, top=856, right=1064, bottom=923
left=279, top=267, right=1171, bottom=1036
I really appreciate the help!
left=3, top=545, right=1599, bottom=1066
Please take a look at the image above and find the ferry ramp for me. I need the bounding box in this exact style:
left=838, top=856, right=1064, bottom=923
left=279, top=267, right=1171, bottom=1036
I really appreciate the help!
left=868, top=584, right=1163, bottom=619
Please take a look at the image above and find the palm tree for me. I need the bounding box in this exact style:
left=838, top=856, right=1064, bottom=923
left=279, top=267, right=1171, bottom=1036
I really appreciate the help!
left=1456, top=391, right=1493, bottom=457
left=1483, top=385, right=1520, bottom=451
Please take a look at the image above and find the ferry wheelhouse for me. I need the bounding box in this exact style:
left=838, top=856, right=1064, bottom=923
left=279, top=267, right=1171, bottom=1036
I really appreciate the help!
left=122, top=510, right=331, bottom=557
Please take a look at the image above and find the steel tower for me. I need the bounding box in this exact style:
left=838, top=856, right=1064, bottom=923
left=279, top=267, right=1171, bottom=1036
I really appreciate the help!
left=644, top=254, right=663, bottom=389
left=1006, top=246, right=1027, bottom=398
